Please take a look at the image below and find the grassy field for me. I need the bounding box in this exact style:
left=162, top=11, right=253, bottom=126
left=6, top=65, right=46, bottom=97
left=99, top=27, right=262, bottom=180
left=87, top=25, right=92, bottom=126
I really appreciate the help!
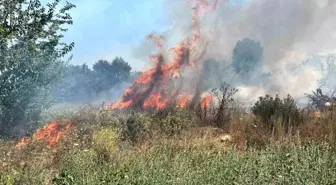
left=1, top=104, right=336, bottom=184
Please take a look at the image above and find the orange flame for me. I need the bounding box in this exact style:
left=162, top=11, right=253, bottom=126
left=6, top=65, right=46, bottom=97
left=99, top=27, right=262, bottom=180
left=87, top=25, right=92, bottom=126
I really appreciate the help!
left=109, top=0, right=221, bottom=110
left=200, top=93, right=213, bottom=110
left=177, top=95, right=191, bottom=108
left=143, top=93, right=170, bottom=110
left=15, top=120, right=71, bottom=149
left=15, top=136, right=30, bottom=149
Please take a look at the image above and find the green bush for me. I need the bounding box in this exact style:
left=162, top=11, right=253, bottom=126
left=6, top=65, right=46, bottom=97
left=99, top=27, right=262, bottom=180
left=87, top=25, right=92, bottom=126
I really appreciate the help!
left=92, top=128, right=117, bottom=162
left=158, top=112, right=187, bottom=136
left=0, top=174, right=15, bottom=185
left=52, top=172, right=74, bottom=185
left=120, top=113, right=146, bottom=144
left=251, top=94, right=301, bottom=132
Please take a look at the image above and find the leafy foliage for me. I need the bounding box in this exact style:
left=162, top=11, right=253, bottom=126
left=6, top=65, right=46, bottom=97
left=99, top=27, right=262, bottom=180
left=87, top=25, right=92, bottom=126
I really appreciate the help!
left=251, top=94, right=301, bottom=132
left=92, top=128, right=117, bottom=162
left=0, top=0, right=75, bottom=137
left=93, top=57, right=131, bottom=94
left=52, top=57, right=132, bottom=103
left=52, top=64, right=96, bottom=103
left=52, top=171, right=74, bottom=185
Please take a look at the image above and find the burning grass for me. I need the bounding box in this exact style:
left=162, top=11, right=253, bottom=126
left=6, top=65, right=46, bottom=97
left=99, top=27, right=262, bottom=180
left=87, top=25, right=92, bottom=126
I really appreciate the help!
left=15, top=120, right=71, bottom=149
left=1, top=103, right=336, bottom=184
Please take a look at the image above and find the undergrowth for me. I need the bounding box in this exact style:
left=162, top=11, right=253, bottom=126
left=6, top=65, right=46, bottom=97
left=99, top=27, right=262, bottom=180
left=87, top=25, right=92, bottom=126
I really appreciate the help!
left=1, top=95, right=336, bottom=184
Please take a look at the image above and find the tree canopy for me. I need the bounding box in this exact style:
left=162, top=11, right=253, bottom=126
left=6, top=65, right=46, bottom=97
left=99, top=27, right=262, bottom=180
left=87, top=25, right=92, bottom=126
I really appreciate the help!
left=52, top=57, right=133, bottom=104
left=0, top=0, right=75, bottom=137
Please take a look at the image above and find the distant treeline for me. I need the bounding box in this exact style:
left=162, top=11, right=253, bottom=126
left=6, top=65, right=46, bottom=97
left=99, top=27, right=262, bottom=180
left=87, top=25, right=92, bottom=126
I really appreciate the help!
left=52, top=57, right=141, bottom=103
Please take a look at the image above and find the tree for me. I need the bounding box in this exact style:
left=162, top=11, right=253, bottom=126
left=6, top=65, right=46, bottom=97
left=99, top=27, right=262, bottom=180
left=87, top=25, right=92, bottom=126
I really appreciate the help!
left=93, top=57, right=132, bottom=94
left=232, top=38, right=263, bottom=84
left=0, top=0, right=75, bottom=137
left=52, top=64, right=96, bottom=103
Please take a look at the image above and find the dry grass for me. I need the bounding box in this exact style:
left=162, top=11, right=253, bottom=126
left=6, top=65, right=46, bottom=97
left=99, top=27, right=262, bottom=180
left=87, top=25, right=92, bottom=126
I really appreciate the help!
left=1, top=105, right=336, bottom=184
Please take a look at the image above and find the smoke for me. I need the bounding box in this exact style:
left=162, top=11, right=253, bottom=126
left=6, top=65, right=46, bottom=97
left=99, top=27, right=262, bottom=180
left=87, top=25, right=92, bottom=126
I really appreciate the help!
left=149, top=0, right=336, bottom=104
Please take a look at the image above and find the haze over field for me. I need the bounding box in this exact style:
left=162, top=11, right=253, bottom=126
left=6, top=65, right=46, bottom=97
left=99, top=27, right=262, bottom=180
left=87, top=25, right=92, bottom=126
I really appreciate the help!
left=60, top=0, right=336, bottom=106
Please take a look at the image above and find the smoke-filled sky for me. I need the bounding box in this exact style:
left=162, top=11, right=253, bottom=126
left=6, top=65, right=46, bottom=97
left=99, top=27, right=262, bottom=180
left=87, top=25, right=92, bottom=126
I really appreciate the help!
left=164, top=0, right=336, bottom=103
left=62, top=0, right=336, bottom=104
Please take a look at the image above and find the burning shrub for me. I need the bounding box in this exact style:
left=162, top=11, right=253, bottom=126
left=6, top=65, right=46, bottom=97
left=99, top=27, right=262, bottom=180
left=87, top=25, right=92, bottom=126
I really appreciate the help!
left=251, top=94, right=301, bottom=133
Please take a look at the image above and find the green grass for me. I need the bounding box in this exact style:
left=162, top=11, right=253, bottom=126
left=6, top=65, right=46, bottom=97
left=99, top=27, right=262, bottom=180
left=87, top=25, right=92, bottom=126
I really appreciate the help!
left=2, top=142, right=336, bottom=185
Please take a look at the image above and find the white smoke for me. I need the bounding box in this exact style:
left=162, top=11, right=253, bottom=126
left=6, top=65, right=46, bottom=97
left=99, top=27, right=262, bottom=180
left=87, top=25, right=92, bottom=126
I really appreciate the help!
left=155, top=0, right=336, bottom=104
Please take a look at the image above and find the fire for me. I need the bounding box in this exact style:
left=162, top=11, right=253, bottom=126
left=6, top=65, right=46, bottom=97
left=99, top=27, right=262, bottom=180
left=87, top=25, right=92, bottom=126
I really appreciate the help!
left=311, top=111, right=321, bottom=118
left=177, top=95, right=191, bottom=108
left=109, top=0, right=221, bottom=110
left=200, top=93, right=213, bottom=110
left=15, top=136, right=30, bottom=149
left=15, top=120, right=71, bottom=149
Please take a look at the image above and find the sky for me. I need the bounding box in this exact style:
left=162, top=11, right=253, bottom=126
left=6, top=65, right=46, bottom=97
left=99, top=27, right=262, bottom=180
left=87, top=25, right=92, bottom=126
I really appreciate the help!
left=62, top=0, right=168, bottom=70
left=61, top=0, right=248, bottom=70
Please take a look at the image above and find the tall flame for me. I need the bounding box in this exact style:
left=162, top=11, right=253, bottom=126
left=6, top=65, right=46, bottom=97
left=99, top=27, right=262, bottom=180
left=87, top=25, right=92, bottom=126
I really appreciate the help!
left=200, top=93, right=214, bottom=110
left=177, top=95, right=191, bottom=108
left=110, top=0, right=220, bottom=110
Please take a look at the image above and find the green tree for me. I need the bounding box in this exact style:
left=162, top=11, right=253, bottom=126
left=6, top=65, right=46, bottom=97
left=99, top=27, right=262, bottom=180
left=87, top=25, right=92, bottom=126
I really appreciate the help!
left=93, top=57, right=132, bottom=94
left=232, top=38, right=263, bottom=83
left=52, top=64, right=96, bottom=103
left=0, top=0, right=75, bottom=137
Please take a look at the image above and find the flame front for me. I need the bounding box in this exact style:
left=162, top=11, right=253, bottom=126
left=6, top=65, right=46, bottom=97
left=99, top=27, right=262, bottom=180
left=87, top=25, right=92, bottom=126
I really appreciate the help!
left=109, top=0, right=220, bottom=110
left=200, top=93, right=213, bottom=110
left=15, top=120, right=71, bottom=148
left=177, top=95, right=191, bottom=108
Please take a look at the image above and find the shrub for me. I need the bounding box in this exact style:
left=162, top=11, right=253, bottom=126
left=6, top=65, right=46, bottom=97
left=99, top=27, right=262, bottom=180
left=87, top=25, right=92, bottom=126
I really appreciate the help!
left=58, top=149, right=100, bottom=182
left=251, top=94, right=301, bottom=133
left=211, top=82, right=238, bottom=128
left=92, top=128, right=117, bottom=162
left=52, top=171, right=74, bottom=185
left=120, top=112, right=145, bottom=144
left=0, top=174, right=15, bottom=185
left=159, top=112, right=186, bottom=136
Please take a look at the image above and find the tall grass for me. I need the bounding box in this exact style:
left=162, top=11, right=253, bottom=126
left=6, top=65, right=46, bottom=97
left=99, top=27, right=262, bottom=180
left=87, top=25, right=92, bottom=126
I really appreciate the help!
left=2, top=142, right=336, bottom=184
left=1, top=102, right=336, bottom=184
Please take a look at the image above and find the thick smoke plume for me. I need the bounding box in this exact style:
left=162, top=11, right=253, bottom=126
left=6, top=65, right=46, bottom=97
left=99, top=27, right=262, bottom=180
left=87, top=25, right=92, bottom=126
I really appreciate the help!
left=111, top=0, right=336, bottom=109
left=160, top=0, right=336, bottom=104
left=110, top=0, right=221, bottom=110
